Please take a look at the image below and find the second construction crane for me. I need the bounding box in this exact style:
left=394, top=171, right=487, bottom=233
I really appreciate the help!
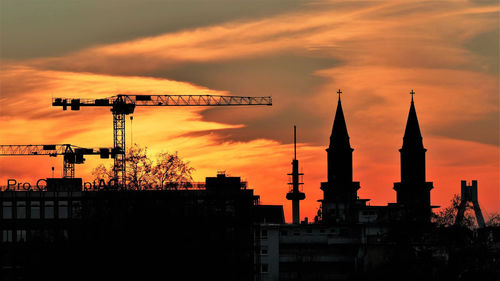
left=0, top=144, right=116, bottom=178
left=52, top=94, right=272, bottom=187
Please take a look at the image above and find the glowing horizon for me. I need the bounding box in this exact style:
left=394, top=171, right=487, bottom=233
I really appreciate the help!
left=1, top=0, right=498, bottom=222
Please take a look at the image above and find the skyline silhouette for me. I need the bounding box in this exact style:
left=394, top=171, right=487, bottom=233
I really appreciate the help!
left=1, top=2, right=499, bottom=279
left=0, top=91, right=497, bottom=224
left=0, top=95, right=497, bottom=280
left=1, top=0, right=498, bottom=223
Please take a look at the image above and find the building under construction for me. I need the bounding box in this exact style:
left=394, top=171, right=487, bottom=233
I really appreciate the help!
left=0, top=173, right=266, bottom=281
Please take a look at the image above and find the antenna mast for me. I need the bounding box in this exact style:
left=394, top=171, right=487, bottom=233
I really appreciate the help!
left=286, top=125, right=305, bottom=224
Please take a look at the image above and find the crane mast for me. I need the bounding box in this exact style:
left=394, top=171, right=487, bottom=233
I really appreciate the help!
left=0, top=144, right=116, bottom=178
left=52, top=94, right=272, bottom=188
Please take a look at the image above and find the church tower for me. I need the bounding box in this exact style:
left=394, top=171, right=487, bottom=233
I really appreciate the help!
left=320, top=90, right=360, bottom=224
left=393, top=90, right=433, bottom=223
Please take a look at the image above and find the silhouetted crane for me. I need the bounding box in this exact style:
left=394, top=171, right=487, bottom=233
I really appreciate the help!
left=0, top=144, right=117, bottom=178
left=52, top=94, right=272, bottom=187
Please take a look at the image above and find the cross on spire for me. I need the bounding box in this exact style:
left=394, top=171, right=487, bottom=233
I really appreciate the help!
left=337, top=89, right=342, bottom=100
left=410, top=89, right=415, bottom=101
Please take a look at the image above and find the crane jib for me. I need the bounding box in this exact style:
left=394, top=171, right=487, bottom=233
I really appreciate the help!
left=51, top=94, right=272, bottom=188
left=52, top=95, right=272, bottom=110
left=0, top=145, right=120, bottom=179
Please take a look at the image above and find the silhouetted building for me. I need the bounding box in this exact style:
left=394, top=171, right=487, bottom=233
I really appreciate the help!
left=456, top=180, right=485, bottom=228
left=393, top=93, right=434, bottom=223
left=0, top=173, right=260, bottom=281
left=257, top=223, right=370, bottom=281
left=320, top=92, right=361, bottom=224
left=2, top=91, right=499, bottom=281
left=319, top=91, right=434, bottom=225
left=254, top=90, right=499, bottom=281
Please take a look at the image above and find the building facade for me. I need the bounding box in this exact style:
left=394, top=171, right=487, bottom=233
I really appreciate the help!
left=0, top=173, right=259, bottom=281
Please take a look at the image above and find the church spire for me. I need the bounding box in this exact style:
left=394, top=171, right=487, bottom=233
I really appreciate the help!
left=400, top=90, right=426, bottom=183
left=394, top=90, right=433, bottom=224
left=326, top=89, right=354, bottom=184
left=330, top=89, right=351, bottom=149
left=402, top=90, right=424, bottom=150
left=321, top=89, right=360, bottom=224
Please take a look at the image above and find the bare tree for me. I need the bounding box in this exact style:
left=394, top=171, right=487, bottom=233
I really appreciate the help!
left=126, top=144, right=153, bottom=190
left=91, top=164, right=114, bottom=188
left=433, top=194, right=476, bottom=229
left=486, top=213, right=500, bottom=227
left=91, top=145, right=194, bottom=190
left=152, top=151, right=194, bottom=190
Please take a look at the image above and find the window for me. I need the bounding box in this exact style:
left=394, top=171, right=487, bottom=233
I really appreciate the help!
left=30, top=201, right=40, bottom=219
left=62, top=229, right=69, bottom=240
left=281, top=231, right=287, bottom=236
left=16, top=230, right=26, bottom=242
left=2, top=230, right=13, bottom=242
left=261, top=264, right=269, bottom=273
left=58, top=201, right=68, bottom=219
left=46, top=229, right=56, bottom=243
left=261, top=230, right=267, bottom=239
left=261, top=246, right=268, bottom=255
left=2, top=201, right=12, bottom=219
left=30, top=230, right=42, bottom=241
left=56, top=229, right=69, bottom=241
left=16, top=201, right=26, bottom=219
left=44, top=201, right=54, bottom=219
left=71, top=201, right=82, bottom=218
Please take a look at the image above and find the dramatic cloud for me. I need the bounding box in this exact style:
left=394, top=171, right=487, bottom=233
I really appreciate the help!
left=0, top=0, right=306, bottom=59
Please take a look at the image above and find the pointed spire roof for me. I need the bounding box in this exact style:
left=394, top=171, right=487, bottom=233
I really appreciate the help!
left=330, top=91, right=350, bottom=149
left=402, top=91, right=424, bottom=149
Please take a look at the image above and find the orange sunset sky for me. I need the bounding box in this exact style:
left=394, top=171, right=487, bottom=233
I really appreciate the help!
left=0, top=0, right=498, bottom=222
